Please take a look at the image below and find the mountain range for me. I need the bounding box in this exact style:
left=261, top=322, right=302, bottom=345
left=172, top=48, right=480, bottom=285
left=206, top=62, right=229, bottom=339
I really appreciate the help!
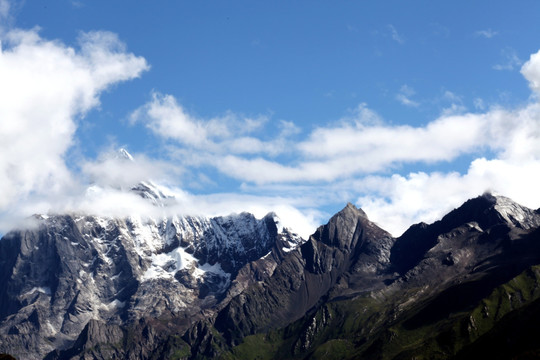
left=1, top=187, right=540, bottom=359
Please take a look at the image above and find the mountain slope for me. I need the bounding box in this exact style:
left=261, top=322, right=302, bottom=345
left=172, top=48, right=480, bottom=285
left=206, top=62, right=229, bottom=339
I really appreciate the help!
left=0, top=209, right=301, bottom=359
left=1, top=193, right=540, bottom=359
left=213, top=202, right=394, bottom=346
left=212, top=194, right=540, bottom=359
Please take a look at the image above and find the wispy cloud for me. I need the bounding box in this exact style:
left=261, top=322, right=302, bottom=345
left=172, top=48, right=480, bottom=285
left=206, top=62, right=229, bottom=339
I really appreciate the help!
left=475, top=28, right=498, bottom=39
left=0, top=0, right=9, bottom=20
left=71, top=1, right=85, bottom=8
left=388, top=24, right=405, bottom=44
left=429, top=22, right=450, bottom=38
left=474, top=98, right=485, bottom=110
left=346, top=24, right=358, bottom=33
left=493, top=47, right=522, bottom=71
left=396, top=85, right=419, bottom=107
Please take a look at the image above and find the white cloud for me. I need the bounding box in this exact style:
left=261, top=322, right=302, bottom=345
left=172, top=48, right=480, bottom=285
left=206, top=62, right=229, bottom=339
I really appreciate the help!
left=521, top=50, right=540, bottom=96
left=132, top=93, right=208, bottom=146
left=131, top=91, right=293, bottom=156
left=0, top=26, right=148, bottom=230
left=475, top=29, right=498, bottom=38
left=357, top=157, right=540, bottom=236
left=145, top=74, right=539, bottom=190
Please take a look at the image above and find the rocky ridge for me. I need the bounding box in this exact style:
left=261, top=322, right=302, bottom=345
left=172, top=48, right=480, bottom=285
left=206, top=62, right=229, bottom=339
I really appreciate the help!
left=0, top=205, right=301, bottom=359
left=2, top=192, right=540, bottom=359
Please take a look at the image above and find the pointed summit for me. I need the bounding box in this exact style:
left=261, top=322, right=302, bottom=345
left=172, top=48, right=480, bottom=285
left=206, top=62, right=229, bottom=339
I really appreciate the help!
left=338, top=202, right=368, bottom=219
left=310, top=202, right=389, bottom=251
left=116, top=148, right=134, bottom=162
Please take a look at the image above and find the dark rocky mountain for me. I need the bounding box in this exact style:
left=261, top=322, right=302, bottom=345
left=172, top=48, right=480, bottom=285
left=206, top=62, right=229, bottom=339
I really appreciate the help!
left=0, top=206, right=301, bottom=359
left=2, top=192, right=540, bottom=359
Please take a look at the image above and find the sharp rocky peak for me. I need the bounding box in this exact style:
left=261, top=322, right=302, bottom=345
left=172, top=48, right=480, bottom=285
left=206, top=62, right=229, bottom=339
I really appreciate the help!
left=341, top=202, right=368, bottom=218
left=310, top=202, right=390, bottom=252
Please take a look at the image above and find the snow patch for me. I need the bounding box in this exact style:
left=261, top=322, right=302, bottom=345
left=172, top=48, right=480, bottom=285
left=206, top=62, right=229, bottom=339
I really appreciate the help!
left=107, top=299, right=125, bottom=309
left=198, top=262, right=228, bottom=277
left=25, top=287, right=51, bottom=296
left=142, top=246, right=199, bottom=281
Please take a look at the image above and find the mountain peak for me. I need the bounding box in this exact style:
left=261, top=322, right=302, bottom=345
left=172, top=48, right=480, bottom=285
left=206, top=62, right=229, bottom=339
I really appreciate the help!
left=491, top=194, right=540, bottom=230
left=450, top=192, right=540, bottom=230
left=116, top=148, right=134, bottom=161
left=338, top=202, right=368, bottom=219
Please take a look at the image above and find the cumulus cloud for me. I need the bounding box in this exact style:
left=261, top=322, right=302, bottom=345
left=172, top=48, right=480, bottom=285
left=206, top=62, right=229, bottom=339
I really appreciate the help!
left=0, top=25, right=148, bottom=230
left=521, top=50, right=540, bottom=96
left=131, top=93, right=208, bottom=146
left=131, top=91, right=294, bottom=156
left=357, top=157, right=540, bottom=236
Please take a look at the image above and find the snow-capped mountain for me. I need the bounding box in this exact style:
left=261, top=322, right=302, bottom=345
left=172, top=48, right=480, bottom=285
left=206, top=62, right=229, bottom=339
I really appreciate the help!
left=0, top=204, right=302, bottom=359
left=2, top=191, right=540, bottom=359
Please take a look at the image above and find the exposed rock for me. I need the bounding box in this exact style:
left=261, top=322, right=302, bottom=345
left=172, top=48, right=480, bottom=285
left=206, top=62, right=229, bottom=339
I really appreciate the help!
left=2, top=193, right=540, bottom=359
left=0, top=209, right=301, bottom=359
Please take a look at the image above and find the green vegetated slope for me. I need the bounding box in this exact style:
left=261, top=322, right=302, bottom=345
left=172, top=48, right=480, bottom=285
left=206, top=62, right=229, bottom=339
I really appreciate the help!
left=219, top=265, right=540, bottom=360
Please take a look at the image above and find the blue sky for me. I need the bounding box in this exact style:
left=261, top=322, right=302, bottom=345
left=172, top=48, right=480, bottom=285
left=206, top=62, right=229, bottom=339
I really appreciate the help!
left=2, top=1, right=540, bottom=237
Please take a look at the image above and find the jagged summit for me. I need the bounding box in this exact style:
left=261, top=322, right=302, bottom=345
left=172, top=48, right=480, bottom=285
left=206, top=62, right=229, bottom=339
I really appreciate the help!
left=391, top=192, right=540, bottom=277
left=440, top=192, right=540, bottom=231
left=0, top=208, right=303, bottom=358
left=3, top=193, right=540, bottom=359
left=130, top=181, right=173, bottom=206
left=340, top=202, right=368, bottom=218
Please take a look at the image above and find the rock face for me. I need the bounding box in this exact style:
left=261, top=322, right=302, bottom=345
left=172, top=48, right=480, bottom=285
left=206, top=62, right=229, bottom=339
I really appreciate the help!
left=211, top=193, right=540, bottom=359
left=214, top=202, right=395, bottom=345
left=2, top=192, right=540, bottom=359
left=0, top=208, right=301, bottom=359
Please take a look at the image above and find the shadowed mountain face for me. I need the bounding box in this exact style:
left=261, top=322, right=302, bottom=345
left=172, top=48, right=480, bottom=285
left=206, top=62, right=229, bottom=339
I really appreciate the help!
left=1, top=193, right=540, bottom=359
left=213, top=203, right=395, bottom=346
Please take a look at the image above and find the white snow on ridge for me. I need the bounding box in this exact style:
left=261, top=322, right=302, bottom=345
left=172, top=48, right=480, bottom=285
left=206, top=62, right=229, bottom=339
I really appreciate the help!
left=198, top=261, right=229, bottom=278
left=492, top=194, right=540, bottom=229
left=273, top=213, right=284, bottom=234
left=24, top=287, right=52, bottom=296
left=142, top=246, right=196, bottom=280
